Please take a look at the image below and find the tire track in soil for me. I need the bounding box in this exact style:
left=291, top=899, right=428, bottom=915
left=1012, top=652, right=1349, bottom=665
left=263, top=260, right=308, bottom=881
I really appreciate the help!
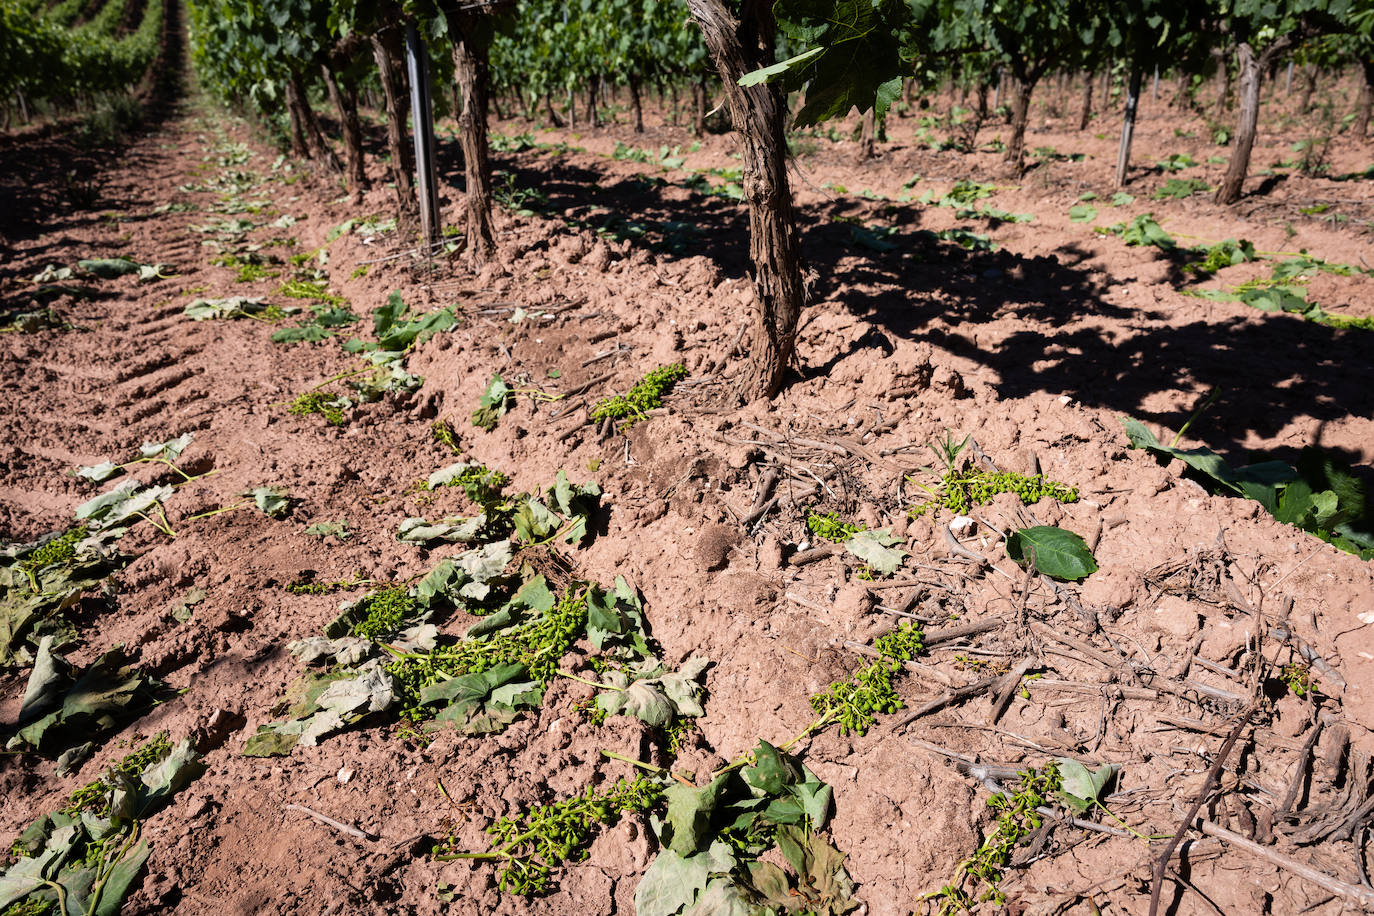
left=1, top=92, right=482, bottom=916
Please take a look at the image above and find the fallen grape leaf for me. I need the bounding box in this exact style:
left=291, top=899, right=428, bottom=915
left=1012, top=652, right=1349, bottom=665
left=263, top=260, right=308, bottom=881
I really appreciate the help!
left=1068, top=203, right=1098, bottom=222
left=1055, top=759, right=1118, bottom=814
left=472, top=374, right=511, bottom=431
left=843, top=528, right=906, bottom=575
left=75, top=481, right=173, bottom=531
left=303, top=520, right=350, bottom=539
left=594, top=657, right=708, bottom=726
left=249, top=486, right=291, bottom=519
left=1005, top=526, right=1098, bottom=581
left=184, top=296, right=273, bottom=321
left=78, top=258, right=141, bottom=278
left=140, top=432, right=194, bottom=461
left=7, top=645, right=166, bottom=755
left=397, top=515, right=486, bottom=544
left=664, top=775, right=729, bottom=856
left=76, top=461, right=121, bottom=482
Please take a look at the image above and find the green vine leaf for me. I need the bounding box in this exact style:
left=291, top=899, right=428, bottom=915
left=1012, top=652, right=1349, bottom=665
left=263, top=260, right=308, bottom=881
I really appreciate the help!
left=1005, top=526, right=1097, bottom=581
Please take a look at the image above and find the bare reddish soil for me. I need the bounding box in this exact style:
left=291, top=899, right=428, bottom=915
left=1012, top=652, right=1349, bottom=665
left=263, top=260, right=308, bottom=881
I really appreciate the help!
left=2, top=74, right=1373, bottom=916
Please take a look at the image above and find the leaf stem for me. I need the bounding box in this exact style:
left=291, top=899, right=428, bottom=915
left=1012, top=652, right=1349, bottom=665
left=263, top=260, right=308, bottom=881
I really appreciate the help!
left=600, top=749, right=666, bottom=774
left=556, top=670, right=622, bottom=691
left=184, top=502, right=246, bottom=522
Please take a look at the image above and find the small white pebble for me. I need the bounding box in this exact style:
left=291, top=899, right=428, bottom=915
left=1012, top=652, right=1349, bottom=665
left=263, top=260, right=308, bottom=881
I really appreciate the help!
left=1058, top=395, right=1073, bottom=406
left=1358, top=611, right=1374, bottom=625
left=336, top=767, right=354, bottom=784
left=949, top=516, right=975, bottom=532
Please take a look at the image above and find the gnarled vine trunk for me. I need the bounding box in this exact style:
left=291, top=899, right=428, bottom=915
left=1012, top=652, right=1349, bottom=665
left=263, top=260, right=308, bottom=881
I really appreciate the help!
left=290, top=73, right=341, bottom=172
left=1078, top=71, right=1093, bottom=130
left=859, top=107, right=875, bottom=160
left=1213, top=50, right=1230, bottom=118
left=1114, top=63, right=1143, bottom=187
left=1216, top=37, right=1294, bottom=205
left=586, top=73, right=600, bottom=126
left=1356, top=59, right=1374, bottom=140
left=686, top=0, right=806, bottom=401
left=370, top=28, right=416, bottom=215
left=285, top=84, right=310, bottom=160
left=693, top=74, right=707, bottom=135
left=447, top=11, right=496, bottom=260
left=544, top=93, right=565, bottom=128
left=1298, top=64, right=1318, bottom=113
left=1004, top=75, right=1035, bottom=174
left=322, top=61, right=368, bottom=200
left=628, top=74, right=644, bottom=133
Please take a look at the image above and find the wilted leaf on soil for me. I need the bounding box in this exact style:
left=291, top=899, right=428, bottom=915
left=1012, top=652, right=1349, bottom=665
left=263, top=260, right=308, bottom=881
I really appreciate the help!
left=843, top=528, right=906, bottom=575
left=75, top=481, right=173, bottom=532
left=249, top=486, right=291, bottom=519
left=1055, top=759, right=1118, bottom=814
left=140, top=432, right=195, bottom=461
left=78, top=258, right=141, bottom=278
left=6, top=645, right=165, bottom=755
left=595, top=656, right=709, bottom=726
left=397, top=515, right=486, bottom=545
left=303, top=520, right=350, bottom=539
left=664, top=774, right=729, bottom=856
left=472, top=374, right=511, bottom=431
left=184, top=296, right=274, bottom=321
left=586, top=576, right=651, bottom=657
left=244, top=666, right=395, bottom=756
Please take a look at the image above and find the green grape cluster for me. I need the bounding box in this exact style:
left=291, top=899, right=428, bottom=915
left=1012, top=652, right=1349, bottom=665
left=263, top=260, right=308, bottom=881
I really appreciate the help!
left=1, top=895, right=50, bottom=916
left=61, top=732, right=172, bottom=817
left=1282, top=662, right=1314, bottom=698
left=19, top=525, right=88, bottom=576
left=719, top=817, right=778, bottom=856
left=591, top=363, right=688, bottom=428
left=913, top=469, right=1078, bottom=517
left=289, top=391, right=346, bottom=426
left=572, top=697, right=608, bottom=726
left=455, top=464, right=510, bottom=511
left=963, top=764, right=1062, bottom=905
left=431, top=420, right=461, bottom=455
left=1199, top=245, right=1236, bottom=273
left=809, top=662, right=902, bottom=736
left=809, top=622, right=928, bottom=736
left=350, top=587, right=417, bottom=641
left=386, top=648, right=461, bottom=722
left=874, top=622, right=925, bottom=663
left=805, top=511, right=862, bottom=543
left=386, top=590, right=589, bottom=721
left=479, top=777, right=664, bottom=895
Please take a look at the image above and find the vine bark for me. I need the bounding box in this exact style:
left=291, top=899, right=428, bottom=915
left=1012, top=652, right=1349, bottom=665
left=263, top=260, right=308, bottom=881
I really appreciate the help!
left=686, top=0, right=806, bottom=401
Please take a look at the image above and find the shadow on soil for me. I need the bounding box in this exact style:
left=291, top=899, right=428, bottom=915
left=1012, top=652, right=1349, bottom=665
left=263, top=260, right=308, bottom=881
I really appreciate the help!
left=488, top=148, right=1371, bottom=471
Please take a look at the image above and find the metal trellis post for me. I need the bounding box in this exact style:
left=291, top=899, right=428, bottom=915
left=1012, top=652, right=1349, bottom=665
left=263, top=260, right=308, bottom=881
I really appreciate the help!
left=405, top=21, right=442, bottom=248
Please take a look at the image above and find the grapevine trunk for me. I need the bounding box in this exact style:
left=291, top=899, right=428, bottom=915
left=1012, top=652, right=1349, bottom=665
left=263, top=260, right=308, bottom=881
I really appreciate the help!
left=686, top=0, right=807, bottom=401
left=448, top=11, right=497, bottom=260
